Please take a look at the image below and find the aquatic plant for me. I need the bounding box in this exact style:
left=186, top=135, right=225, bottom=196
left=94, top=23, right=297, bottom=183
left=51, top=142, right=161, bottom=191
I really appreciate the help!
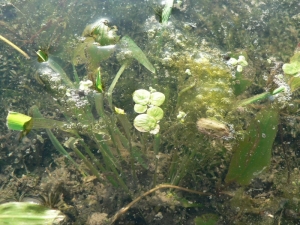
left=4, top=1, right=300, bottom=223
left=0, top=202, right=65, bottom=225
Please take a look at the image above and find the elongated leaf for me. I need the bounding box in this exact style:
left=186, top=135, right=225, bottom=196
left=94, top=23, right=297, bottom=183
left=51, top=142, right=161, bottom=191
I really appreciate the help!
left=289, top=76, right=300, bottom=92
left=0, top=202, right=64, bottom=225
left=225, top=108, right=279, bottom=185
left=120, top=36, right=155, bottom=73
left=162, top=0, right=174, bottom=23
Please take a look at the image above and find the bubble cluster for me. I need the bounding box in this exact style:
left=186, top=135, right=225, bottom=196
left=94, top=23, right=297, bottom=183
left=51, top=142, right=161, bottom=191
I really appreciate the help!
left=273, top=73, right=292, bottom=104
left=66, top=89, right=89, bottom=108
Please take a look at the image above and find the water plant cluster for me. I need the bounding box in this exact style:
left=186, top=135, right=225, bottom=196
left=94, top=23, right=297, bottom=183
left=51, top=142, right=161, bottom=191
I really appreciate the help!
left=1, top=0, right=300, bottom=224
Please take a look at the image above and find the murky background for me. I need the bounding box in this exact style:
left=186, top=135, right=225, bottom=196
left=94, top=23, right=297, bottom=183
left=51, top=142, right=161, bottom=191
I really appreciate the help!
left=0, top=0, right=300, bottom=224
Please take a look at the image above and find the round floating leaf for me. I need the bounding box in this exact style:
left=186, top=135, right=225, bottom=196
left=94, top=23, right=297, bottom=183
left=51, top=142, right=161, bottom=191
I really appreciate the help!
left=134, top=104, right=147, bottom=113
left=282, top=52, right=300, bottom=76
left=227, top=58, right=238, bottom=66
left=133, top=89, right=151, bottom=105
left=237, top=65, right=243, bottom=72
left=147, top=106, right=164, bottom=121
left=133, top=114, right=157, bottom=132
left=150, top=124, right=160, bottom=134
left=237, top=55, right=248, bottom=66
left=150, top=92, right=165, bottom=106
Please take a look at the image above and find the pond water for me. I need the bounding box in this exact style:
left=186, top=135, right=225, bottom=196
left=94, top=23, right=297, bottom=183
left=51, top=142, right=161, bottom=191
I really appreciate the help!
left=0, top=0, right=300, bottom=224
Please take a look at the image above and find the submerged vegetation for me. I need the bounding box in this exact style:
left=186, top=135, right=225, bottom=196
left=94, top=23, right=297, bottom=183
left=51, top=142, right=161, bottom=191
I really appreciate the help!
left=1, top=0, right=300, bottom=224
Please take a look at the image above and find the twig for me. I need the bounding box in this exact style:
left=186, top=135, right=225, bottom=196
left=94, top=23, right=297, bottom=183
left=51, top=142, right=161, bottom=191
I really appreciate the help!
left=110, top=184, right=209, bottom=224
left=0, top=35, right=30, bottom=59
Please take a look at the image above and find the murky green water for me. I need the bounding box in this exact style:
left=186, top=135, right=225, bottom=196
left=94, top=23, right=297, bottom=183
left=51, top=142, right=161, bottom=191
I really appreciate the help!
left=1, top=0, right=300, bottom=224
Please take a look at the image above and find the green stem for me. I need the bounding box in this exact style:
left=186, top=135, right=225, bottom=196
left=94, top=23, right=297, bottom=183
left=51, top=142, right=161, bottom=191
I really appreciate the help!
left=48, top=58, right=75, bottom=89
left=72, top=63, right=80, bottom=87
left=117, top=114, right=137, bottom=184
left=153, top=133, right=161, bottom=187
left=107, top=62, right=128, bottom=109
left=30, top=106, right=86, bottom=176
left=238, top=87, right=285, bottom=107
left=68, top=138, right=104, bottom=182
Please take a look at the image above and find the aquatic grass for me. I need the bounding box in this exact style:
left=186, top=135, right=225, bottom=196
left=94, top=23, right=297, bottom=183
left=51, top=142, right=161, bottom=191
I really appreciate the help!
left=29, top=106, right=87, bottom=177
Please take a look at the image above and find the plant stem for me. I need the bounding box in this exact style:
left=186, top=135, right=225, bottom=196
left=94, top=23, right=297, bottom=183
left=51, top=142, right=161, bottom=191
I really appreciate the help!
left=110, top=184, right=209, bottom=224
left=48, top=58, right=75, bottom=89
left=0, top=35, right=30, bottom=59
left=107, top=62, right=128, bottom=109
left=68, top=138, right=104, bottom=182
left=153, top=133, right=161, bottom=187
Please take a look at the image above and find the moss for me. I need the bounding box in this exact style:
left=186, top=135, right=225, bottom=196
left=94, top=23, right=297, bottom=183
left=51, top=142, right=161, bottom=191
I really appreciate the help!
left=175, top=53, right=233, bottom=123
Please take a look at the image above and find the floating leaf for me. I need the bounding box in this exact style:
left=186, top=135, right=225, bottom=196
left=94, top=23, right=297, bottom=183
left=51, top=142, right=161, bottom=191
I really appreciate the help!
left=237, top=55, right=248, bottom=66
left=119, top=36, right=155, bottom=73
left=134, top=104, right=147, bottom=113
left=133, top=89, right=151, bottom=105
left=147, top=106, right=164, bottom=121
left=133, top=114, right=157, bottom=132
left=282, top=52, right=300, bottom=76
left=225, top=108, right=279, bottom=185
left=150, top=91, right=165, bottom=106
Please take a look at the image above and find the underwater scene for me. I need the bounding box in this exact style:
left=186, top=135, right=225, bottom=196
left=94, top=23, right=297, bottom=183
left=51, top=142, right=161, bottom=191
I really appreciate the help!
left=1, top=0, right=300, bottom=224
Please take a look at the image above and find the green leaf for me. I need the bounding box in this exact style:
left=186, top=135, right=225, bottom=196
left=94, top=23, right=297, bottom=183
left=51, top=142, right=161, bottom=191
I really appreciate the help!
left=289, top=76, right=300, bottom=92
left=36, top=50, right=48, bottom=62
left=86, top=43, right=115, bottom=70
left=147, top=106, right=164, bottom=121
left=132, top=147, right=148, bottom=169
left=6, top=111, right=32, bottom=131
left=133, top=114, right=157, bottom=132
left=150, top=91, right=165, bottom=106
left=119, top=36, right=155, bottom=73
left=134, top=104, right=147, bottom=113
left=82, top=19, right=120, bottom=46
left=232, top=71, right=251, bottom=96
left=282, top=52, right=300, bottom=76
left=0, top=202, right=65, bottom=225
left=133, top=89, right=151, bottom=105
left=225, top=108, right=279, bottom=185
left=237, top=92, right=271, bottom=106
left=162, top=0, right=174, bottom=24
left=95, top=67, right=104, bottom=93
left=194, top=213, right=219, bottom=225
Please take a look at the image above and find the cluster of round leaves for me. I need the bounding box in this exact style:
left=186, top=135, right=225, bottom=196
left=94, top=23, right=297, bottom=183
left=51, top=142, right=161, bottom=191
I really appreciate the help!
left=227, top=55, right=248, bottom=72
left=133, top=88, right=165, bottom=134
